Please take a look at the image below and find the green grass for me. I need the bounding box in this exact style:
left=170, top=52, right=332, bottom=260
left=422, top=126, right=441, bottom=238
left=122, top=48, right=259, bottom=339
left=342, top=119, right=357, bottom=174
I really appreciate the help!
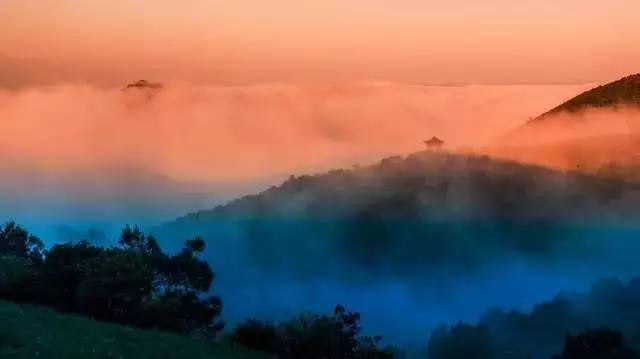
left=0, top=300, right=267, bottom=359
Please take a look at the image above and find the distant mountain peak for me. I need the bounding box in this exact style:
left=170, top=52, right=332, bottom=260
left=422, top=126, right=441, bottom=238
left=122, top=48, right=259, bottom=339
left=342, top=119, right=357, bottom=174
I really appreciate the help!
left=530, top=73, right=640, bottom=123
left=123, top=80, right=163, bottom=90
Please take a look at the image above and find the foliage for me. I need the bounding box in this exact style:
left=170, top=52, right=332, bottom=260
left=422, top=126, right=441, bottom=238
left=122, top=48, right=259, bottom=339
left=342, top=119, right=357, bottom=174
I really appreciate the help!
left=161, top=152, right=639, bottom=280
left=0, top=223, right=224, bottom=338
left=427, top=323, right=493, bottom=359
left=0, top=222, right=44, bottom=263
left=552, top=328, right=640, bottom=359
left=231, top=304, right=395, bottom=358
left=427, top=277, right=640, bottom=358
left=536, top=73, right=640, bottom=119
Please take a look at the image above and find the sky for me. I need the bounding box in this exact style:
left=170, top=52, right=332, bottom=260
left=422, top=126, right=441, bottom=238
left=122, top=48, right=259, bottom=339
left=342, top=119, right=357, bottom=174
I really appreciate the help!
left=1, top=0, right=639, bottom=87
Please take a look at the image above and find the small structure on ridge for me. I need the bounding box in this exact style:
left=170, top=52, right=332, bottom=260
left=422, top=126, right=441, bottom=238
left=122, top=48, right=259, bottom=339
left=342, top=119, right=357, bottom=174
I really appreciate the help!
left=424, top=136, right=445, bottom=151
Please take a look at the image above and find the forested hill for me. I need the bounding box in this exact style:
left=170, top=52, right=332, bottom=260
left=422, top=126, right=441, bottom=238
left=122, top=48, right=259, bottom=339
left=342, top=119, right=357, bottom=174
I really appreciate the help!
left=492, top=74, right=640, bottom=171
left=170, top=151, right=635, bottom=223
left=157, top=151, right=640, bottom=277
left=531, top=73, right=640, bottom=123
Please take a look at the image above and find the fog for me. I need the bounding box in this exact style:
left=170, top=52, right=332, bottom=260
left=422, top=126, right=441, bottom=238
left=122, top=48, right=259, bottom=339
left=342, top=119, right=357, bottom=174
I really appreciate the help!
left=0, top=81, right=589, bottom=229
left=159, top=213, right=640, bottom=351
left=2, top=81, right=640, bottom=354
left=153, top=149, right=640, bottom=352
left=0, top=82, right=592, bottom=180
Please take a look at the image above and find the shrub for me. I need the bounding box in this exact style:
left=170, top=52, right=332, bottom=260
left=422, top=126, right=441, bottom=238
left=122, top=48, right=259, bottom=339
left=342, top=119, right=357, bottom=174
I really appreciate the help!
left=427, top=323, right=493, bottom=359
left=232, top=305, right=394, bottom=358
left=553, top=328, right=640, bottom=359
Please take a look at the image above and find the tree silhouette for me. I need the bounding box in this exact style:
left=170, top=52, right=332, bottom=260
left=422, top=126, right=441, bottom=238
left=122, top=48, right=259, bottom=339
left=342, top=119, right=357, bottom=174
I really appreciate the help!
left=232, top=304, right=394, bottom=358
left=553, top=328, right=640, bottom=359
left=0, top=223, right=224, bottom=338
left=428, top=323, right=494, bottom=359
left=0, top=221, right=44, bottom=262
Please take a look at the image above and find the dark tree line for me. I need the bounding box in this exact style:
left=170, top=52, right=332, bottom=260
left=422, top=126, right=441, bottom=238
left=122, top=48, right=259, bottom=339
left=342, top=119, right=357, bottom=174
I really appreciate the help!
left=427, top=323, right=494, bottom=359
left=428, top=325, right=640, bottom=359
left=5, top=221, right=640, bottom=359
left=231, top=304, right=395, bottom=359
left=0, top=222, right=223, bottom=338
left=427, top=277, right=640, bottom=358
left=553, top=328, right=640, bottom=359
left=0, top=221, right=394, bottom=358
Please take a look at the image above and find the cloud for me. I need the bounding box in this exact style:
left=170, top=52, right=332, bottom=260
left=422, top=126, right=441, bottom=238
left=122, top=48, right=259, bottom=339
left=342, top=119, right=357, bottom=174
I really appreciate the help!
left=492, top=105, right=640, bottom=170
left=0, top=82, right=591, bottom=183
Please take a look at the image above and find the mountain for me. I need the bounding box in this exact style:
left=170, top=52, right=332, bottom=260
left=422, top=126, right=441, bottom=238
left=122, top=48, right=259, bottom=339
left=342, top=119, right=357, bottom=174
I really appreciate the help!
left=0, top=300, right=262, bottom=359
left=171, top=152, right=623, bottom=221
left=156, top=151, right=640, bottom=278
left=154, top=151, right=640, bottom=348
left=531, top=73, right=640, bottom=124
left=123, top=79, right=163, bottom=90
left=157, top=76, right=640, bottom=269
left=494, top=74, right=640, bottom=169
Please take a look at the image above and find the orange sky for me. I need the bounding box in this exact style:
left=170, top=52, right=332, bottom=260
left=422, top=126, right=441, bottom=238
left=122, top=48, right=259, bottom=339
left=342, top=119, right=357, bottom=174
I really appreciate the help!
left=1, top=0, right=639, bottom=87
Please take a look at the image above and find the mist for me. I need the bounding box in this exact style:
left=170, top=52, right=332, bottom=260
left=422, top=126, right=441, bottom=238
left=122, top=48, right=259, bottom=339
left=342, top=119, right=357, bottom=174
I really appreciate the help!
left=491, top=105, right=640, bottom=172
left=0, top=81, right=591, bottom=232
left=153, top=149, right=640, bottom=352
left=3, top=81, right=640, bottom=354
left=0, top=82, right=594, bottom=180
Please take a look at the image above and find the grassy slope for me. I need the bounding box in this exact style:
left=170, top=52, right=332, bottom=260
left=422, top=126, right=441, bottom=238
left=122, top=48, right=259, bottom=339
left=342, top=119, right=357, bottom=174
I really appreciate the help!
left=0, top=300, right=265, bottom=359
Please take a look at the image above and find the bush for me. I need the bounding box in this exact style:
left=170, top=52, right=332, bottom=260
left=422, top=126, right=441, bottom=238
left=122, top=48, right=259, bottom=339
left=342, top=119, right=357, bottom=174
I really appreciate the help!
left=553, top=328, right=640, bottom=359
left=232, top=305, right=394, bottom=358
left=231, top=319, right=281, bottom=354
left=427, top=323, right=493, bottom=359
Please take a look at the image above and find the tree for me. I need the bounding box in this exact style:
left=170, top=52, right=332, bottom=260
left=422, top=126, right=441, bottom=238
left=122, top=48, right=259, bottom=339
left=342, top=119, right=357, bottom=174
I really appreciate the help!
left=553, top=328, right=640, bottom=359
left=427, top=323, right=494, bottom=359
left=231, top=319, right=281, bottom=354
left=152, top=237, right=214, bottom=295
left=184, top=236, right=206, bottom=253
left=232, top=305, right=394, bottom=358
left=73, top=249, right=153, bottom=322
left=118, top=225, right=162, bottom=256
left=0, top=221, right=44, bottom=262
left=0, top=223, right=224, bottom=339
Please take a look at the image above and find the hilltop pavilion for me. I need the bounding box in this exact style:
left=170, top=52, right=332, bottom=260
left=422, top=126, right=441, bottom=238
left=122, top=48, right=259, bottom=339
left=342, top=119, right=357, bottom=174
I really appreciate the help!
left=424, top=136, right=445, bottom=150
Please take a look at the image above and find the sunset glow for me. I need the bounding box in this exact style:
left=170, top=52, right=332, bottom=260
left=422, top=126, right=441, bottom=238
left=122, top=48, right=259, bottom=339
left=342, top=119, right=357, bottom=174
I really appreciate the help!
left=2, top=3, right=640, bottom=357
left=1, top=0, right=639, bottom=87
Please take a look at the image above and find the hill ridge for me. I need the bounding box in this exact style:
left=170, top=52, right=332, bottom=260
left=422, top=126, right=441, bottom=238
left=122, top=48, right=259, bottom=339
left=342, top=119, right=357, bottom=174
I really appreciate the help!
left=530, top=73, right=640, bottom=123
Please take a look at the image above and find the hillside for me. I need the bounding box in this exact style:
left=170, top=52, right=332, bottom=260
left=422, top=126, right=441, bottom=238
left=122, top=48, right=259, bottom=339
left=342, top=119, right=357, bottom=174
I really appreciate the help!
left=169, top=151, right=639, bottom=223
left=157, top=151, right=640, bottom=279
left=153, top=151, right=640, bottom=350
left=495, top=74, right=640, bottom=168
left=0, top=300, right=264, bottom=359
left=531, top=73, right=640, bottom=123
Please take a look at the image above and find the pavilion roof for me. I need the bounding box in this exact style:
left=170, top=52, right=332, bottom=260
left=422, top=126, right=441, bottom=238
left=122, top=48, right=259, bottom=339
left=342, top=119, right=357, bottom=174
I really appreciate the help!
left=424, top=136, right=444, bottom=145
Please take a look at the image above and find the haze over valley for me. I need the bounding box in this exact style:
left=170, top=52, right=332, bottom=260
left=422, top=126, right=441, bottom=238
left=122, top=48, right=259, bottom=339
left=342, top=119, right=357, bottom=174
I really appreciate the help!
left=2, top=2, right=640, bottom=357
